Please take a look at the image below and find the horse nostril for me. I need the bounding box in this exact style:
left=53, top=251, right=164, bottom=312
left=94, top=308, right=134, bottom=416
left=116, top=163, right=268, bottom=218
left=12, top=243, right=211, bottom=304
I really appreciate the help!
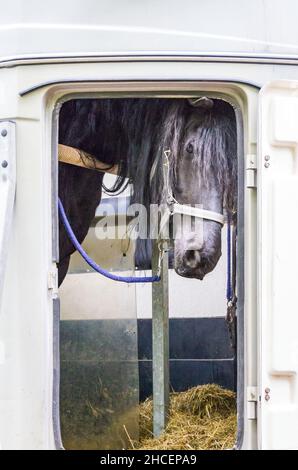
left=184, top=250, right=201, bottom=268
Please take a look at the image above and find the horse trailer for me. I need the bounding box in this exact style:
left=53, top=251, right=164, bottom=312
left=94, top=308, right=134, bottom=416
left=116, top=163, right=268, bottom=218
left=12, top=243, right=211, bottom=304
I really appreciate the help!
left=0, top=0, right=298, bottom=451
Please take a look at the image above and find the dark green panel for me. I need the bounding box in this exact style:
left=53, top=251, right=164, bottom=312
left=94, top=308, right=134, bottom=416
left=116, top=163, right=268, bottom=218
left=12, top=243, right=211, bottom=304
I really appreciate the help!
left=60, top=320, right=139, bottom=450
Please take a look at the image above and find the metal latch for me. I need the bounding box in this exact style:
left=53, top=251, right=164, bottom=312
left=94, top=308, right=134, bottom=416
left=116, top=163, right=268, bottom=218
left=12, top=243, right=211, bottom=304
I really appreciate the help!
left=246, top=154, right=257, bottom=188
left=247, top=386, right=258, bottom=420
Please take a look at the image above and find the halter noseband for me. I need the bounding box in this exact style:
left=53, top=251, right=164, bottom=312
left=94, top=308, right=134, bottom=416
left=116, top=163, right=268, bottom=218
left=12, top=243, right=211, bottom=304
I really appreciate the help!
left=169, top=202, right=225, bottom=225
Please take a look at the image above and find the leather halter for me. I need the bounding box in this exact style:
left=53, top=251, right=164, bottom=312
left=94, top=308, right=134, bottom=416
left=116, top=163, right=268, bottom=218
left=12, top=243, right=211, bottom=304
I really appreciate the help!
left=157, top=150, right=225, bottom=237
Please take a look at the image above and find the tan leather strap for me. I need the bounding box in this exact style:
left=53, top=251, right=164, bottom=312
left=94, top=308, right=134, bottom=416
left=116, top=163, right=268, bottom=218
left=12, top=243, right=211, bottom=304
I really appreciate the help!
left=58, top=144, right=119, bottom=175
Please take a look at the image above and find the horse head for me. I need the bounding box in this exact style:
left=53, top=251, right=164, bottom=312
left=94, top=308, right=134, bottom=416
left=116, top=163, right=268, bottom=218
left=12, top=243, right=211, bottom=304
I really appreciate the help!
left=153, top=98, right=237, bottom=280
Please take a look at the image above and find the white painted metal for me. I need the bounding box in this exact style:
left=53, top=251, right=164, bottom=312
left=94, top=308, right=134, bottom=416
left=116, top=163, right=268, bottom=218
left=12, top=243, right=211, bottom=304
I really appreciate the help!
left=0, top=0, right=296, bottom=446
left=1, top=0, right=298, bottom=63
left=258, top=80, right=298, bottom=450
left=0, top=122, right=16, bottom=307
left=0, top=67, right=255, bottom=449
left=0, top=74, right=55, bottom=450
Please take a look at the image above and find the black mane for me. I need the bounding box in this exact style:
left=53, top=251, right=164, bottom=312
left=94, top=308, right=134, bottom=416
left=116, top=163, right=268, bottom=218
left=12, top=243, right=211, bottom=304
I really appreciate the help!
left=60, top=98, right=236, bottom=207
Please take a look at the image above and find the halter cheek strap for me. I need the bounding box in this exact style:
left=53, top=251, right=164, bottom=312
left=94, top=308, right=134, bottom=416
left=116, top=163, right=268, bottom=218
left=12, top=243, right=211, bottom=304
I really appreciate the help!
left=158, top=149, right=225, bottom=238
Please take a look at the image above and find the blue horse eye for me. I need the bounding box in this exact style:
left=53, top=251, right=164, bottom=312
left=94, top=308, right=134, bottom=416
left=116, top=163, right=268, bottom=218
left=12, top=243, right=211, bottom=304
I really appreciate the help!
left=186, top=143, right=193, bottom=154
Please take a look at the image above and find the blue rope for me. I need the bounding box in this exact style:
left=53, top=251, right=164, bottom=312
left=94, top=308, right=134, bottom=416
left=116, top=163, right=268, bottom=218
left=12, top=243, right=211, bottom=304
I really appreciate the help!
left=58, top=198, right=160, bottom=284
left=226, top=218, right=233, bottom=302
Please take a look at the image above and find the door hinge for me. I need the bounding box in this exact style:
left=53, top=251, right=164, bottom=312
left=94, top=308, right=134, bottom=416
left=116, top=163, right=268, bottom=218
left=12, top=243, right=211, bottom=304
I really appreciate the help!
left=246, top=154, right=257, bottom=188
left=247, top=386, right=258, bottom=420
left=48, top=268, right=58, bottom=296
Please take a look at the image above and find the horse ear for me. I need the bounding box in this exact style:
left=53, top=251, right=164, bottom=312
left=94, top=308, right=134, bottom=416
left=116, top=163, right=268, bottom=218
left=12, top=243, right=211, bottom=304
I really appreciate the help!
left=188, top=97, right=214, bottom=109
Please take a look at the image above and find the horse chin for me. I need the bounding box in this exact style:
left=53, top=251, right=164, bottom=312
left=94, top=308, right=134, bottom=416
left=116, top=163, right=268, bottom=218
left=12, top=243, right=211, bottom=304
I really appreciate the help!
left=175, top=266, right=205, bottom=280
left=174, top=248, right=222, bottom=281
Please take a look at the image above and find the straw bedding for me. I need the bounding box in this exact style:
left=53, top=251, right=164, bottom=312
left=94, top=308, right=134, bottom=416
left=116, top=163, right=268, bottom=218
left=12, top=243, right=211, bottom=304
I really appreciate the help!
left=133, top=384, right=237, bottom=450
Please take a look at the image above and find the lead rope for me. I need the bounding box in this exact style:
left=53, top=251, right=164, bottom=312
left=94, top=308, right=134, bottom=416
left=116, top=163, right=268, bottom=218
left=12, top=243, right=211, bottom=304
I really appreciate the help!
left=58, top=198, right=160, bottom=283
left=226, top=214, right=237, bottom=351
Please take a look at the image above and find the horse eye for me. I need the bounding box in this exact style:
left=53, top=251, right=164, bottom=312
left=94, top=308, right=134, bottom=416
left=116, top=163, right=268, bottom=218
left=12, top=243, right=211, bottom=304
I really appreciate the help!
left=186, top=142, right=193, bottom=154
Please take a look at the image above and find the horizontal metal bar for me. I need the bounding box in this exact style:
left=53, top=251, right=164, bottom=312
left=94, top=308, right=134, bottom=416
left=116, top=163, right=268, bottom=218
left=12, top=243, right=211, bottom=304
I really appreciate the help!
left=2, top=51, right=298, bottom=69
left=19, top=78, right=261, bottom=97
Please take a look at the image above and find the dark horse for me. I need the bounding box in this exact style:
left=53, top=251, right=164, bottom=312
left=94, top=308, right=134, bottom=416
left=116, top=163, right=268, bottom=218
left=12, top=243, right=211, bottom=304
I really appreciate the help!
left=58, top=98, right=237, bottom=286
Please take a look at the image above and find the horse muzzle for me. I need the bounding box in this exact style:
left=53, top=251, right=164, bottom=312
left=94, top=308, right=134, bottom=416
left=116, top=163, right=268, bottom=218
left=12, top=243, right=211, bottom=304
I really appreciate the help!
left=174, top=227, right=222, bottom=280
left=175, top=250, right=220, bottom=280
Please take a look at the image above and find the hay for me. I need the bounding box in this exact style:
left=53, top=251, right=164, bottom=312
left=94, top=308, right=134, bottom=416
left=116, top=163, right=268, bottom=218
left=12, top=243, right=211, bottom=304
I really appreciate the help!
left=134, top=384, right=237, bottom=450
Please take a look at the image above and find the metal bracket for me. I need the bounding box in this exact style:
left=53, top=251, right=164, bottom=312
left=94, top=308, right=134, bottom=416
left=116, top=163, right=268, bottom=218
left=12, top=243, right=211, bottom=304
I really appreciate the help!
left=247, top=386, right=258, bottom=420
left=246, top=154, right=257, bottom=188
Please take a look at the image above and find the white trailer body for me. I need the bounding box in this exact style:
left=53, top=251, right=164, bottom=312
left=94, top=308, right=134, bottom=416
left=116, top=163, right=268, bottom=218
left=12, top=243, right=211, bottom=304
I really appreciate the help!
left=0, top=0, right=298, bottom=450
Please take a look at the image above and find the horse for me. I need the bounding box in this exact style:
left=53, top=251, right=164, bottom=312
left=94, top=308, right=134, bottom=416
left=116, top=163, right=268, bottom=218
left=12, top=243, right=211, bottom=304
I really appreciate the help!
left=58, top=98, right=237, bottom=286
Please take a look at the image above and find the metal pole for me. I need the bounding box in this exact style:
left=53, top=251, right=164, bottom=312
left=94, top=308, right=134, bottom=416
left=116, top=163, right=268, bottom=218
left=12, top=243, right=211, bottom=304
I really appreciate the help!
left=152, top=240, right=169, bottom=437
